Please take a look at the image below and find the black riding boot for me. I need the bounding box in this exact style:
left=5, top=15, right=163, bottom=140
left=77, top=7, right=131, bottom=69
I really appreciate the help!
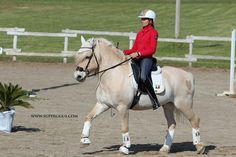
left=143, top=80, right=160, bottom=110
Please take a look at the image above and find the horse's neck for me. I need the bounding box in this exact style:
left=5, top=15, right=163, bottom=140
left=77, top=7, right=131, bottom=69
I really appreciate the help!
left=96, top=44, right=131, bottom=87
left=97, top=45, right=124, bottom=71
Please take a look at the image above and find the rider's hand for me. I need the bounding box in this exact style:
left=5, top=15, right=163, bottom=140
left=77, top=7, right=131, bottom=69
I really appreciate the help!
left=129, top=52, right=140, bottom=58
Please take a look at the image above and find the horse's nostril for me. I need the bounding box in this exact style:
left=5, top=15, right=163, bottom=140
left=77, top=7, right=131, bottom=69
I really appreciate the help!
left=76, top=75, right=86, bottom=82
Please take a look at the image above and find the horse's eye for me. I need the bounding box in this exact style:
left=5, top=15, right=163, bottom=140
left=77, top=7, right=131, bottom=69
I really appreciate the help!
left=85, top=56, right=91, bottom=59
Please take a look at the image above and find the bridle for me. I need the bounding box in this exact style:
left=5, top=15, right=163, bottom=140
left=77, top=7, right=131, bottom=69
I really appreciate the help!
left=76, top=45, right=99, bottom=77
left=76, top=43, right=132, bottom=78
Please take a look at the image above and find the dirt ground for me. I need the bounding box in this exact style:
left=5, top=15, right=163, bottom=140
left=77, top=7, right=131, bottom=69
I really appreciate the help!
left=0, top=61, right=235, bottom=157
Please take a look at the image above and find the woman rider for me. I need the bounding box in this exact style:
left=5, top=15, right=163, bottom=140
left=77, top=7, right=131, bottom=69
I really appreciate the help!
left=123, top=9, right=160, bottom=110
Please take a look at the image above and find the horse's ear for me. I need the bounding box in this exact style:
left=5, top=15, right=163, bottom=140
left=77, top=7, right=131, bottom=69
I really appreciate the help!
left=81, top=36, right=86, bottom=44
left=91, top=37, right=95, bottom=45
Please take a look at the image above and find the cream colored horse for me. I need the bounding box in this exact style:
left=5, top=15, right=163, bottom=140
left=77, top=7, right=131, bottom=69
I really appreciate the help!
left=74, top=36, right=205, bottom=155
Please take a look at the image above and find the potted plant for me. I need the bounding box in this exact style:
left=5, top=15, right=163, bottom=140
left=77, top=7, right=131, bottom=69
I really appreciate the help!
left=0, top=82, right=33, bottom=133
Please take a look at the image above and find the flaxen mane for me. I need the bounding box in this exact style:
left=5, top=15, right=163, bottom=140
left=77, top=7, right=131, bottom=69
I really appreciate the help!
left=95, top=38, right=125, bottom=58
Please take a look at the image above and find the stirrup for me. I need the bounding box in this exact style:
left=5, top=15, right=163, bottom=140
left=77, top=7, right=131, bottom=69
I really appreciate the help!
left=153, top=104, right=159, bottom=110
left=130, top=90, right=142, bottom=109
left=153, top=105, right=158, bottom=110
left=152, top=99, right=160, bottom=110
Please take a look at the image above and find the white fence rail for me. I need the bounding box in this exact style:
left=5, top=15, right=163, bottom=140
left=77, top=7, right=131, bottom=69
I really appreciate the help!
left=188, top=35, right=231, bottom=42
left=0, top=27, right=25, bottom=32
left=5, top=31, right=77, bottom=63
left=0, top=27, right=25, bottom=55
left=62, top=29, right=196, bottom=65
left=185, top=35, right=233, bottom=67
left=62, top=29, right=232, bottom=66
left=62, top=29, right=137, bottom=49
left=0, top=27, right=233, bottom=65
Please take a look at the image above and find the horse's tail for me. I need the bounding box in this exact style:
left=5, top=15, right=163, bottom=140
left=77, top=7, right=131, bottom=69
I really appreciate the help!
left=174, top=107, right=186, bottom=123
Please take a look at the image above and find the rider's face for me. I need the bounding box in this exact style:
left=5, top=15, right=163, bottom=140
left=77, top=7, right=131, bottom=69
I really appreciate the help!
left=141, top=18, right=150, bottom=27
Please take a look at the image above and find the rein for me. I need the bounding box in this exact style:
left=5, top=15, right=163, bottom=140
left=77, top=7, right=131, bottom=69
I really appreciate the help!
left=78, top=46, right=132, bottom=77
left=87, top=57, right=132, bottom=77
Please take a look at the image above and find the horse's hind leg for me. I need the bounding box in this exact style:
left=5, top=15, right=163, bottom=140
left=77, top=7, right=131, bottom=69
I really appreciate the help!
left=174, top=97, right=205, bottom=154
left=80, top=102, right=109, bottom=147
left=160, top=103, right=176, bottom=153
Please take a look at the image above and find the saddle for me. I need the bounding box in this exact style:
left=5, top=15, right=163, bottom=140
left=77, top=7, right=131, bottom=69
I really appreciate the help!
left=130, top=58, right=164, bottom=109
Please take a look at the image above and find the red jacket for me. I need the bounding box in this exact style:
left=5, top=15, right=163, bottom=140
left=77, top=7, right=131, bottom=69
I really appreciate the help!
left=124, top=25, right=158, bottom=58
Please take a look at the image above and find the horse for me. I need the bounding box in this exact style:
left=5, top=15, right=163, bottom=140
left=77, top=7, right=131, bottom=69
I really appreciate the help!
left=74, top=36, right=205, bottom=155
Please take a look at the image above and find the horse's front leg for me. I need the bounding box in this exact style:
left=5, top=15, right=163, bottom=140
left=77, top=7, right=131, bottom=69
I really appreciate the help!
left=117, top=104, right=131, bottom=155
left=80, top=102, right=109, bottom=147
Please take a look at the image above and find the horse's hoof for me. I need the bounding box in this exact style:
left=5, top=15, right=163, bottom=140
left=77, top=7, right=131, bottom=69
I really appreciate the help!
left=80, top=137, right=91, bottom=148
left=159, top=145, right=170, bottom=154
left=80, top=143, right=90, bottom=148
left=196, top=143, right=205, bottom=154
left=119, top=146, right=129, bottom=155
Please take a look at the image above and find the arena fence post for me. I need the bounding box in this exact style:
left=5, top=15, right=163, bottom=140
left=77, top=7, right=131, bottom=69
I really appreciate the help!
left=229, top=29, right=236, bottom=94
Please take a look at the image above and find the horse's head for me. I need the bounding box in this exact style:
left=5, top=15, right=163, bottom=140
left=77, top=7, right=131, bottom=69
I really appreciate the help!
left=74, top=36, right=99, bottom=82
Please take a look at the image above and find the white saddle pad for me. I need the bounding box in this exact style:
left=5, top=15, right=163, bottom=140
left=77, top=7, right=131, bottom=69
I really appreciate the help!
left=151, top=66, right=165, bottom=94
left=129, top=65, right=165, bottom=94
